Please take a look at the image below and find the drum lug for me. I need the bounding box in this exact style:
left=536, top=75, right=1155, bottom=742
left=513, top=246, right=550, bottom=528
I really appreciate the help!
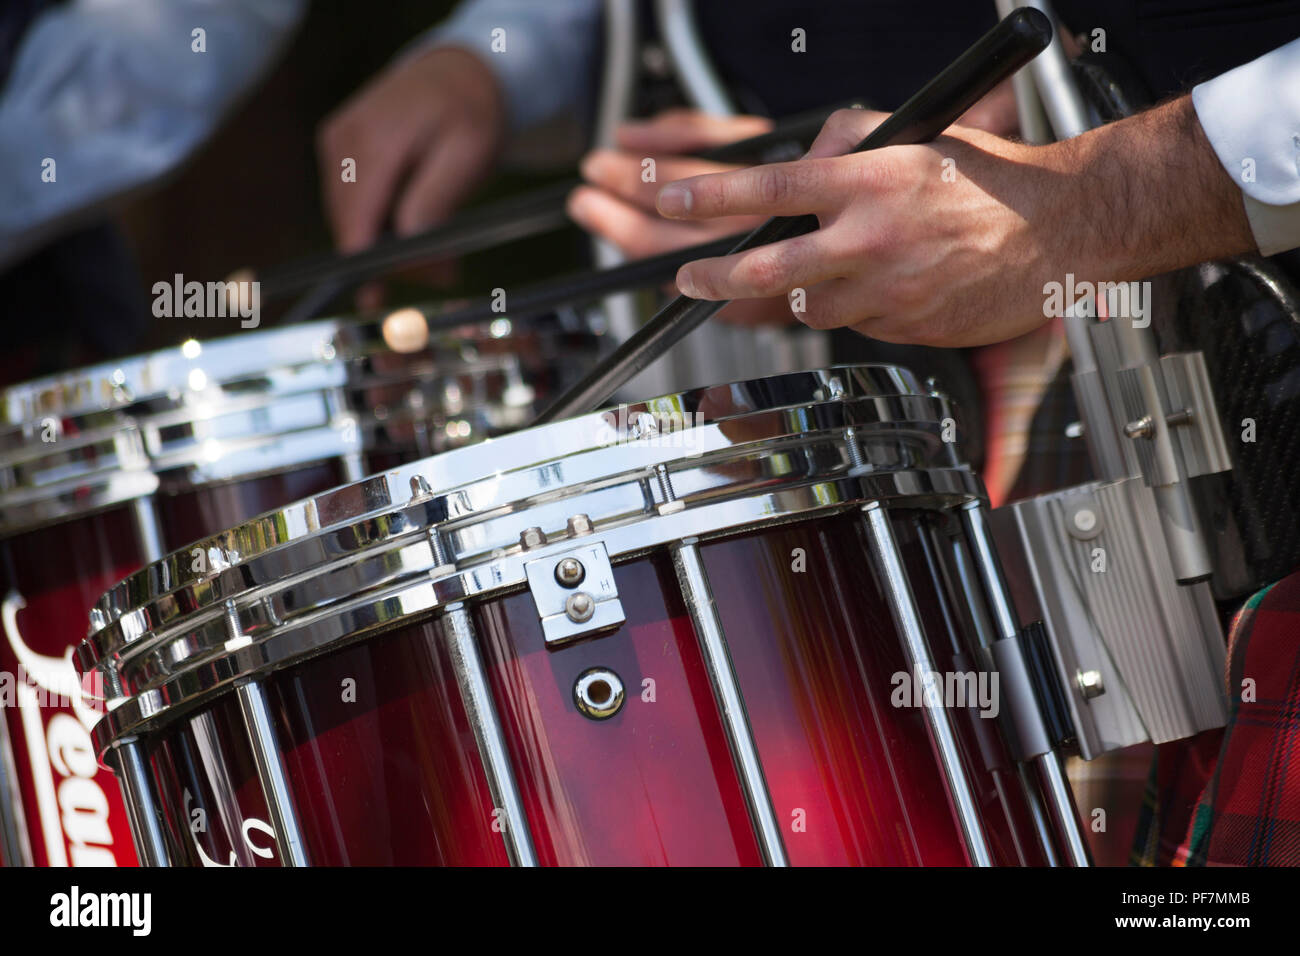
left=523, top=539, right=625, bottom=646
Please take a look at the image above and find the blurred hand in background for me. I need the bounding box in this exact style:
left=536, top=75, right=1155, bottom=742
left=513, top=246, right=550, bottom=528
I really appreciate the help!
left=316, top=46, right=505, bottom=307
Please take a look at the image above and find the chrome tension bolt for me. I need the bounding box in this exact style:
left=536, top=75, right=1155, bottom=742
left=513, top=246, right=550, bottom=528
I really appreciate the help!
left=564, top=591, right=595, bottom=623
left=554, top=557, right=585, bottom=588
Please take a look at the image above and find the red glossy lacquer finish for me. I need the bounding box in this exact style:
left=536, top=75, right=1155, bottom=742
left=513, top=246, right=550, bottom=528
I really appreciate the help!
left=146, top=621, right=508, bottom=866
left=474, top=555, right=764, bottom=866
left=139, top=507, right=1046, bottom=867
left=264, top=623, right=507, bottom=865
left=698, top=513, right=968, bottom=865
left=0, top=506, right=146, bottom=867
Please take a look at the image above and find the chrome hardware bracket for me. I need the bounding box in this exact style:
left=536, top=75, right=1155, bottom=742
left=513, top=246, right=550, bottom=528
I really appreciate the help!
left=1085, top=317, right=1227, bottom=582
left=524, top=540, right=625, bottom=646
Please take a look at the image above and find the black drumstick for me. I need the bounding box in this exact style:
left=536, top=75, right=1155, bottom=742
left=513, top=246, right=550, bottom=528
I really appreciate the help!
left=383, top=232, right=745, bottom=336
left=260, top=98, right=865, bottom=304
left=534, top=8, right=1053, bottom=424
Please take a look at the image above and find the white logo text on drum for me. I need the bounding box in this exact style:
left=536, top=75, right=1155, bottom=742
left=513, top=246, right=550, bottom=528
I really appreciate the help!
left=2, top=591, right=117, bottom=867
left=184, top=787, right=278, bottom=867
left=1042, top=273, right=1152, bottom=327
left=891, top=667, right=999, bottom=718
left=151, top=273, right=260, bottom=329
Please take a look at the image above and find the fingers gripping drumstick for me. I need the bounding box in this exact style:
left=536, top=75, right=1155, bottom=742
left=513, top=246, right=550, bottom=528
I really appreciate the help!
left=534, top=8, right=1054, bottom=423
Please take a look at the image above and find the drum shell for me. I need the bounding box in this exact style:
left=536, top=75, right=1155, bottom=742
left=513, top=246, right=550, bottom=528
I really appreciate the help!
left=125, top=507, right=1044, bottom=866
left=143, top=607, right=508, bottom=866
left=0, top=372, right=567, bottom=869
left=0, top=505, right=151, bottom=867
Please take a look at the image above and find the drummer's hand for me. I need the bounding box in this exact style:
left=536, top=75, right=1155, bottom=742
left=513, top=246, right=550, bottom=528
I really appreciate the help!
left=658, top=100, right=1258, bottom=347
left=317, top=47, right=505, bottom=307
left=568, top=108, right=793, bottom=327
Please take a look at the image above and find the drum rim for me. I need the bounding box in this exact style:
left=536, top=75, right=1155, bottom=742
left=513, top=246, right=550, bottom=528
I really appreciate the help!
left=84, top=409, right=961, bottom=670
left=0, top=420, right=161, bottom=535
left=86, top=465, right=981, bottom=757
left=83, top=363, right=944, bottom=628
left=1, top=312, right=592, bottom=426
left=0, top=319, right=343, bottom=425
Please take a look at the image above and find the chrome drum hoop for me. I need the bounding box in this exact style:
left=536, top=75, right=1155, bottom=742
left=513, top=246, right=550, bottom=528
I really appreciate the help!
left=1, top=321, right=344, bottom=426
left=0, top=321, right=349, bottom=527
left=76, top=366, right=973, bottom=746
left=0, top=419, right=160, bottom=533
left=84, top=440, right=969, bottom=705
left=86, top=466, right=982, bottom=758
left=86, top=365, right=954, bottom=626
left=82, top=370, right=960, bottom=663
left=92, top=392, right=955, bottom=644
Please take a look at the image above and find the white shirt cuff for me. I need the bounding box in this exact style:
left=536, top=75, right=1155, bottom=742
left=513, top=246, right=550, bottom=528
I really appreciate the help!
left=1192, top=37, right=1300, bottom=255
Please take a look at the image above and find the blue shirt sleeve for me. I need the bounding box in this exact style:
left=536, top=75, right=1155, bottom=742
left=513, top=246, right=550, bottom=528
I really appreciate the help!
left=416, top=0, right=603, bottom=137
left=0, top=0, right=306, bottom=270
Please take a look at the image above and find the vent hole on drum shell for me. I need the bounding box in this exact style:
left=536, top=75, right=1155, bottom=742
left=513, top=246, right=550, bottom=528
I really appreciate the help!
left=574, top=667, right=625, bottom=720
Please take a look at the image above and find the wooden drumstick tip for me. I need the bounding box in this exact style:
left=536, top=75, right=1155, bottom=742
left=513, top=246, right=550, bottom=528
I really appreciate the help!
left=382, top=307, right=431, bottom=353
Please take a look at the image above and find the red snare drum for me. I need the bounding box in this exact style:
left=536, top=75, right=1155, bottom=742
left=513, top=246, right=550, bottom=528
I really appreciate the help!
left=0, top=311, right=600, bottom=867
left=80, top=366, right=1080, bottom=866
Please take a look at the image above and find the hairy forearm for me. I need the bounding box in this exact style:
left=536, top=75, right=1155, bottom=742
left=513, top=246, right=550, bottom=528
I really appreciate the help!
left=1059, top=94, right=1257, bottom=283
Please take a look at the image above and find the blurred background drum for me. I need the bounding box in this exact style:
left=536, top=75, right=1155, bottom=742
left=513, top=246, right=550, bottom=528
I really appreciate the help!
left=0, top=413, right=156, bottom=867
